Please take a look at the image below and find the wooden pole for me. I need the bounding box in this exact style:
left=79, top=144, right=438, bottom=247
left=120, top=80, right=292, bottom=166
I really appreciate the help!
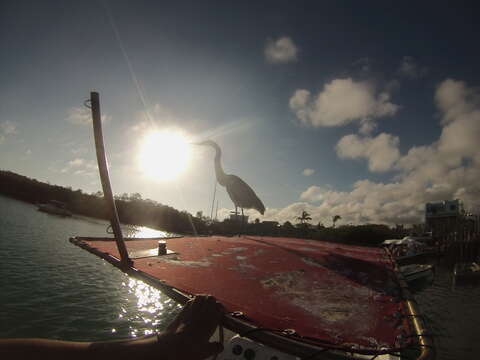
left=90, top=92, right=132, bottom=268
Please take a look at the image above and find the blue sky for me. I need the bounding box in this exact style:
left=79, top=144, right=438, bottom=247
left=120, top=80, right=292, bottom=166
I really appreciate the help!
left=1, top=1, right=480, bottom=225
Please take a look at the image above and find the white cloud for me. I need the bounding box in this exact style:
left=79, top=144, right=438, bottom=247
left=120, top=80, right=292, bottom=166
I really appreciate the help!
left=262, top=202, right=319, bottom=224
left=358, top=119, right=377, bottom=135
left=300, top=186, right=329, bottom=202
left=302, top=168, right=315, bottom=176
left=71, top=147, right=87, bottom=155
left=0, top=120, right=17, bottom=135
left=61, top=158, right=97, bottom=175
left=290, top=78, right=399, bottom=129
left=267, top=178, right=443, bottom=226
left=352, top=57, right=372, bottom=73
left=336, top=133, right=400, bottom=172
left=67, top=107, right=110, bottom=125
left=0, top=121, right=18, bottom=143
left=434, top=78, right=479, bottom=125
left=68, top=158, right=85, bottom=167
left=264, top=36, right=298, bottom=64
left=398, top=56, right=428, bottom=79
left=270, top=78, right=480, bottom=226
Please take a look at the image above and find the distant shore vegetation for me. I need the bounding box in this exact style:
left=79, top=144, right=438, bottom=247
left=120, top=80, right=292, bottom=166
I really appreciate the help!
left=0, top=170, right=407, bottom=246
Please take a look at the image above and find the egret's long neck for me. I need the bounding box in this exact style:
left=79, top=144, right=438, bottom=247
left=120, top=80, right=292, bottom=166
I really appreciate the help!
left=213, top=145, right=227, bottom=186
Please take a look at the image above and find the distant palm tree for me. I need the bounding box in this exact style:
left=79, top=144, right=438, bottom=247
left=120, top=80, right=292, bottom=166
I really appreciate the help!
left=332, top=215, right=341, bottom=228
left=297, top=210, right=312, bottom=225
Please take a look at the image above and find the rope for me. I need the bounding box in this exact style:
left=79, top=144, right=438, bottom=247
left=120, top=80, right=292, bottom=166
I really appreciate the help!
left=213, top=325, right=224, bottom=360
left=219, top=324, right=224, bottom=344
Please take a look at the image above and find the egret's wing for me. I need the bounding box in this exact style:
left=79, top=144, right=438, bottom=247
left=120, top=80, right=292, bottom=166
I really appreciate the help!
left=226, top=175, right=265, bottom=214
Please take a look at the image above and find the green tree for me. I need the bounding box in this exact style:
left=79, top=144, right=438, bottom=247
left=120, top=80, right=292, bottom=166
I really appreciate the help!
left=296, top=210, right=312, bottom=225
left=130, top=192, right=142, bottom=201
left=332, top=215, right=341, bottom=228
left=282, top=221, right=295, bottom=231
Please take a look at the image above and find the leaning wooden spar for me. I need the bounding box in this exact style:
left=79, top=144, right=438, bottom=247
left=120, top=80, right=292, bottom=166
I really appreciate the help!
left=88, top=92, right=131, bottom=269
left=71, top=92, right=434, bottom=360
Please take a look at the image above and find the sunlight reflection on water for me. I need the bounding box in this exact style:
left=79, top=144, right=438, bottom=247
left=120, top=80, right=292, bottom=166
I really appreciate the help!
left=105, top=225, right=182, bottom=338
left=116, top=278, right=182, bottom=338
left=122, top=224, right=172, bottom=238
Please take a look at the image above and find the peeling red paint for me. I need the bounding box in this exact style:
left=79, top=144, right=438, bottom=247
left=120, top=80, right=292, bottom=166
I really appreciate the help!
left=78, top=235, right=413, bottom=350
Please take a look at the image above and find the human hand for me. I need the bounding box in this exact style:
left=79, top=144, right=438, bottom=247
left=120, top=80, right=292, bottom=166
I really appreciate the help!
left=155, top=295, right=224, bottom=360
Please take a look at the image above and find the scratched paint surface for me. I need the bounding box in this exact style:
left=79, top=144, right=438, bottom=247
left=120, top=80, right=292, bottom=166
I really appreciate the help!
left=78, top=236, right=413, bottom=350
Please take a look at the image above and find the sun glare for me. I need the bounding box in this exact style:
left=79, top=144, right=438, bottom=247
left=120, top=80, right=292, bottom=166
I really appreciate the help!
left=138, top=130, right=191, bottom=181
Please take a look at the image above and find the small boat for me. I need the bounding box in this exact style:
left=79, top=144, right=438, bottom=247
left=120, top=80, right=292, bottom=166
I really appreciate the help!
left=382, top=238, right=437, bottom=265
left=400, top=264, right=434, bottom=283
left=454, top=262, right=480, bottom=282
left=37, top=200, right=72, bottom=217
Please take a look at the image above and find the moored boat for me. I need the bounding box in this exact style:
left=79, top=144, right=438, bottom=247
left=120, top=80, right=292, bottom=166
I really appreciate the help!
left=400, top=264, right=434, bottom=283
left=37, top=200, right=72, bottom=217
left=382, top=238, right=437, bottom=265
left=454, top=262, right=480, bottom=282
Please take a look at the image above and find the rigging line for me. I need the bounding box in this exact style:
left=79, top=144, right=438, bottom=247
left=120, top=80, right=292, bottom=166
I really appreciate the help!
left=100, top=0, right=153, bottom=125
left=173, top=184, right=223, bottom=331
left=174, top=183, right=198, bottom=237
left=210, top=176, right=217, bottom=220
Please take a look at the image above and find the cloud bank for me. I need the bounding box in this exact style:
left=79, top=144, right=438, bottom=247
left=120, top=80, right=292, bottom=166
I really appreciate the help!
left=269, top=79, right=480, bottom=226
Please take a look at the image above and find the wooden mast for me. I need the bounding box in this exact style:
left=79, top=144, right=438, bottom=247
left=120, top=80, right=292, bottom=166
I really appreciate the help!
left=90, top=91, right=132, bottom=268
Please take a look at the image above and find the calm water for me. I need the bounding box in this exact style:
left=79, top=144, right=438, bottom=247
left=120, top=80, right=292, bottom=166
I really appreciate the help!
left=0, top=195, right=181, bottom=341
left=0, top=196, right=479, bottom=359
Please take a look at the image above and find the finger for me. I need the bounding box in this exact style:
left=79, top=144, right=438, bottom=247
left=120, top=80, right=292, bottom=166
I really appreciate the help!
left=193, top=297, right=224, bottom=340
left=180, top=295, right=209, bottom=333
left=189, top=295, right=208, bottom=322
left=166, top=297, right=194, bottom=332
left=204, top=296, right=224, bottom=324
left=196, top=342, right=224, bottom=360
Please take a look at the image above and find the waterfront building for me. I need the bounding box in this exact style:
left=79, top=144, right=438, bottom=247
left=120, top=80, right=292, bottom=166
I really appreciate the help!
left=425, top=199, right=479, bottom=237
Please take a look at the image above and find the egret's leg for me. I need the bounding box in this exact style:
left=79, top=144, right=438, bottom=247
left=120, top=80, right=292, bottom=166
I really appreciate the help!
left=240, top=208, right=245, bottom=236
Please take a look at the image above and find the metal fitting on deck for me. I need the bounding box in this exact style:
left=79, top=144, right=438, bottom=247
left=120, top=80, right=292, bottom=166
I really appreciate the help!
left=158, top=240, right=167, bottom=255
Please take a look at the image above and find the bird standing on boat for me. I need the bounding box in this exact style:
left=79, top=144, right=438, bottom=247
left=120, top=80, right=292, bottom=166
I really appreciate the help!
left=196, top=140, right=265, bottom=217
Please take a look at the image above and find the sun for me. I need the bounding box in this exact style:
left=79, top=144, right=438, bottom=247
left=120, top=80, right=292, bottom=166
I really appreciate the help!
left=138, top=130, right=191, bottom=181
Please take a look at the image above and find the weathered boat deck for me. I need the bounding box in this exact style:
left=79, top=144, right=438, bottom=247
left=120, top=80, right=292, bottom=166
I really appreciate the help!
left=71, top=235, right=417, bottom=353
